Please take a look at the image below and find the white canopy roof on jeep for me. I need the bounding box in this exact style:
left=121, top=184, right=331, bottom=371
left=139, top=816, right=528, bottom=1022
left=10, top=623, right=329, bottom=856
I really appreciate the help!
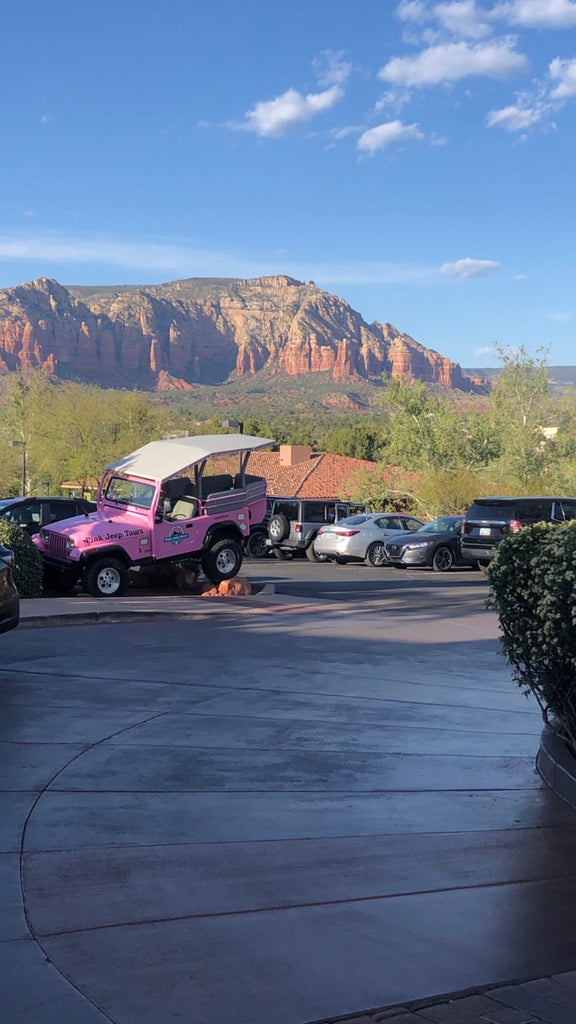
left=105, top=434, right=274, bottom=483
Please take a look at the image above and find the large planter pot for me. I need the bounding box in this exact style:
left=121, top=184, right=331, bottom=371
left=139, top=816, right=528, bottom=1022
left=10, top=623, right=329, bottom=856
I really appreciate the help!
left=537, top=721, right=576, bottom=809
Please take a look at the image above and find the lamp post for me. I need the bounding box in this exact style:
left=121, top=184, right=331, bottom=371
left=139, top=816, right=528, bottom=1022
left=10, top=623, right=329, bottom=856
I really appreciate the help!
left=8, top=441, right=26, bottom=497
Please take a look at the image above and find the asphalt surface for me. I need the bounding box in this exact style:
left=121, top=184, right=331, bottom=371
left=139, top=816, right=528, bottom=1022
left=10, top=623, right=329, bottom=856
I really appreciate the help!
left=2, top=568, right=576, bottom=1024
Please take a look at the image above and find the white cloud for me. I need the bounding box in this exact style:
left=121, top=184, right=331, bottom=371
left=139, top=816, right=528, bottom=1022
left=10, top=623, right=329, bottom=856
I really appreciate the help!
left=357, top=120, right=425, bottom=153
left=0, top=232, right=444, bottom=286
left=493, top=0, right=576, bottom=27
left=397, top=0, right=429, bottom=21
left=39, top=114, right=53, bottom=125
left=546, top=311, right=572, bottom=323
left=550, top=57, right=576, bottom=99
left=486, top=98, right=546, bottom=130
left=441, top=257, right=500, bottom=278
left=434, top=1, right=492, bottom=37
left=378, top=39, right=527, bottom=87
left=474, top=345, right=497, bottom=354
left=242, top=85, right=343, bottom=137
left=312, top=50, right=352, bottom=88
left=515, top=272, right=529, bottom=279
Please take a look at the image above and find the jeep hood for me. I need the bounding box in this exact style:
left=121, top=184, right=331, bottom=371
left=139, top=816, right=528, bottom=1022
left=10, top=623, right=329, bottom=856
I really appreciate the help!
left=44, top=509, right=146, bottom=539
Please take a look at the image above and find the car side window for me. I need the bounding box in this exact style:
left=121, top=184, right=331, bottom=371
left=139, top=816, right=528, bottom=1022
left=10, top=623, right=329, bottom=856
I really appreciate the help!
left=516, top=500, right=551, bottom=523
left=272, top=501, right=299, bottom=521
left=304, top=502, right=328, bottom=523
left=5, top=502, right=42, bottom=526
left=402, top=518, right=422, bottom=531
left=49, top=501, right=79, bottom=522
left=558, top=501, right=576, bottom=521
left=376, top=517, right=402, bottom=531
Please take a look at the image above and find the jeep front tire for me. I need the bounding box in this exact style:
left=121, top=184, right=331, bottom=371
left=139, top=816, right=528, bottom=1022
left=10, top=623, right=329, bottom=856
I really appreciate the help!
left=83, top=557, right=128, bottom=598
left=201, top=538, right=243, bottom=583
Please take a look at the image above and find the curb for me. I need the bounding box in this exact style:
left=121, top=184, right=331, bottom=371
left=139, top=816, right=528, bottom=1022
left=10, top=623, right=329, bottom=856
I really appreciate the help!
left=537, top=721, right=576, bottom=809
left=18, top=582, right=281, bottom=629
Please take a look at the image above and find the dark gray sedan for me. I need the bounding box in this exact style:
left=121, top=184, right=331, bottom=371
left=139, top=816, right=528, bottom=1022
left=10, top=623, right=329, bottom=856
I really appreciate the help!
left=384, top=516, right=466, bottom=572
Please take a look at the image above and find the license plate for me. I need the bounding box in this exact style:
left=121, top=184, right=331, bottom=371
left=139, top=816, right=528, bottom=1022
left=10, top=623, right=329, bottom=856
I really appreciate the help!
left=479, top=527, right=491, bottom=536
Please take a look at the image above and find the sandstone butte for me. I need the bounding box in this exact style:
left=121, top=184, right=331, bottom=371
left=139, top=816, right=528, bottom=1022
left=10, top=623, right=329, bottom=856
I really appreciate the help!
left=0, top=274, right=488, bottom=393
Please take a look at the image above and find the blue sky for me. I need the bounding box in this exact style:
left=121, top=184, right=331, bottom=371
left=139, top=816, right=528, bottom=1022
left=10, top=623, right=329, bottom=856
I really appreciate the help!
left=1, top=0, right=575, bottom=368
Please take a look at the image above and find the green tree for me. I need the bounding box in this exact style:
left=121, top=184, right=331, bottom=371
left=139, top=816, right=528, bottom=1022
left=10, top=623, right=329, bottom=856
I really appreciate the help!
left=489, top=345, right=552, bottom=488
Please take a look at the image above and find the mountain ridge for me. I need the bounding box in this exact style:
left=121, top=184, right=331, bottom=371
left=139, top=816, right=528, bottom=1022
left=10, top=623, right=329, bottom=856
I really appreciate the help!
left=0, top=274, right=489, bottom=394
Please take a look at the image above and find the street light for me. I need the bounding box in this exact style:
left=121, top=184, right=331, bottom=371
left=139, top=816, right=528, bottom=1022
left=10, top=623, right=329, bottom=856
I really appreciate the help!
left=8, top=441, right=26, bottom=497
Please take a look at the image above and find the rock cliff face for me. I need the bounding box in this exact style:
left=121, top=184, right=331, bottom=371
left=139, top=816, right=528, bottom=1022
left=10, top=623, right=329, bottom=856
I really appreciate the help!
left=0, top=275, right=486, bottom=392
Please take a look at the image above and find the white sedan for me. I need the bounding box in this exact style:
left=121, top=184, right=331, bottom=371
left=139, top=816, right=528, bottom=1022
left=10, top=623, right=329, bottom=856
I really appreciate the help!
left=314, top=512, right=424, bottom=567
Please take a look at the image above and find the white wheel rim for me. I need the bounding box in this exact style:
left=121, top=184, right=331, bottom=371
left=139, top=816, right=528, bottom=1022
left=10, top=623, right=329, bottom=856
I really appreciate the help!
left=216, top=549, right=237, bottom=575
left=97, top=567, right=121, bottom=594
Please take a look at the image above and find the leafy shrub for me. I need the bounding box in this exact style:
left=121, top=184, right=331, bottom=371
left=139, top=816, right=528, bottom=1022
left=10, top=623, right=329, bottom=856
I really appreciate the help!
left=0, top=520, right=43, bottom=598
left=487, top=521, right=576, bottom=754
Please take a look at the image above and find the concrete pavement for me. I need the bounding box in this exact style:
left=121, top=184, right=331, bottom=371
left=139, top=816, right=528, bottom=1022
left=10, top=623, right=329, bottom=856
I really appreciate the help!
left=2, top=586, right=576, bottom=1024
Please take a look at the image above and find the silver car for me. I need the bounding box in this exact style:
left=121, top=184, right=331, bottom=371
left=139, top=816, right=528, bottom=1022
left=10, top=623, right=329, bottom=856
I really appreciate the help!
left=314, top=512, right=425, bottom=567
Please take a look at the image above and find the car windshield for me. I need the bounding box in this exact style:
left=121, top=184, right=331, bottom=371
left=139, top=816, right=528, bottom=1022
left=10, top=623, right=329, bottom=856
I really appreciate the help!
left=105, top=476, right=155, bottom=509
left=415, top=517, right=462, bottom=534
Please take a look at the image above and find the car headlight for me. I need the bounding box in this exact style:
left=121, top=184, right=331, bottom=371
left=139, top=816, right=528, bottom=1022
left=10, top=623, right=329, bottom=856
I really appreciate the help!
left=41, top=530, right=50, bottom=543
left=406, top=540, right=434, bottom=549
left=66, top=537, right=76, bottom=550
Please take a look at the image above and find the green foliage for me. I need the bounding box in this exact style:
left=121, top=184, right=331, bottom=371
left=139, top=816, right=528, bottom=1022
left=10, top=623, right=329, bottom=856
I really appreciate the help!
left=487, top=522, right=576, bottom=753
left=0, top=520, right=43, bottom=598
left=489, top=345, right=552, bottom=486
left=382, top=378, right=465, bottom=470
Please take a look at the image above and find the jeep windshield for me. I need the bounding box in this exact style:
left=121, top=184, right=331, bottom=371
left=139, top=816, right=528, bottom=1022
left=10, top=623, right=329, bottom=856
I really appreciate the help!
left=104, top=477, right=156, bottom=509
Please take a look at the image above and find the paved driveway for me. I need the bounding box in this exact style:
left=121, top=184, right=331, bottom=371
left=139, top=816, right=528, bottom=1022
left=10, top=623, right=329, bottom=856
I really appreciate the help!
left=2, top=592, right=576, bottom=1023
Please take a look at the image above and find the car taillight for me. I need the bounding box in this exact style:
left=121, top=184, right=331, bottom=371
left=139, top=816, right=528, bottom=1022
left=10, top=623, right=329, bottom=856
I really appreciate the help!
left=295, top=524, right=302, bottom=533
left=335, top=529, right=360, bottom=537
left=509, top=519, right=522, bottom=534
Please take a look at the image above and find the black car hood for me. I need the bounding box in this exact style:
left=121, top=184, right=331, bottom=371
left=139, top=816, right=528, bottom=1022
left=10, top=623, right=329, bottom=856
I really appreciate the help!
left=385, top=530, right=454, bottom=544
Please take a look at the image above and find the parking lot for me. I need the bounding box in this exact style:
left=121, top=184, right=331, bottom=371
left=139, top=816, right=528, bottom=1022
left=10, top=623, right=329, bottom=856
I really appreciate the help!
left=248, top=554, right=489, bottom=607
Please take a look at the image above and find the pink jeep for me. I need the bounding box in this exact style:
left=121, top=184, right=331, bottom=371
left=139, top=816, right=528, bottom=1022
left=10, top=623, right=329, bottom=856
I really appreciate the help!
left=37, top=433, right=273, bottom=597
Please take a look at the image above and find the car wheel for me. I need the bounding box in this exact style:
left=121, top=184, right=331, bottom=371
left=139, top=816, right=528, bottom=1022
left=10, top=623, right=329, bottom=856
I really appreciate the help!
left=245, top=530, right=268, bottom=559
left=268, top=514, right=290, bottom=543
left=365, top=542, right=388, bottom=567
left=432, top=546, right=454, bottom=572
left=201, top=538, right=243, bottom=583
left=83, top=557, right=128, bottom=598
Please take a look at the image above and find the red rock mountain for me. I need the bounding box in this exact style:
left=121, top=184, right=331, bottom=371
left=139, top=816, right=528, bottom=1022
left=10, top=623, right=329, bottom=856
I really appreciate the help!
left=0, top=274, right=485, bottom=392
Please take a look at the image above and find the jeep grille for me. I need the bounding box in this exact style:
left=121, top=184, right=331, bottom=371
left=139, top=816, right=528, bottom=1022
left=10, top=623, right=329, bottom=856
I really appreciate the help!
left=46, top=533, right=68, bottom=561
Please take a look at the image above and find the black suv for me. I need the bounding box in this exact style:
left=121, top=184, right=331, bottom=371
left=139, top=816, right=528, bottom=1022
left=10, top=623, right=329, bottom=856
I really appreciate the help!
left=0, top=496, right=96, bottom=537
left=267, top=497, right=371, bottom=561
left=460, top=496, right=576, bottom=565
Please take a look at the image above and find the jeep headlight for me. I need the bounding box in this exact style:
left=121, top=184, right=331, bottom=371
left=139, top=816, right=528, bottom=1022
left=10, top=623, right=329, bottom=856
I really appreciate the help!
left=41, top=530, right=50, bottom=543
left=66, top=537, right=76, bottom=550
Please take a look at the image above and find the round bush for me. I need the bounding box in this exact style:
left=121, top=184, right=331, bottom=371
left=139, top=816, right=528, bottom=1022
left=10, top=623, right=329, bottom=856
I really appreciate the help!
left=487, top=521, right=576, bottom=753
left=0, top=520, right=43, bottom=598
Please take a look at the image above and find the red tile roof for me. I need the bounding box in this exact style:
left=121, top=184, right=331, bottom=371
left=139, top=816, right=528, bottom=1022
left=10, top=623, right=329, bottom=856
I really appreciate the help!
left=242, top=451, right=386, bottom=499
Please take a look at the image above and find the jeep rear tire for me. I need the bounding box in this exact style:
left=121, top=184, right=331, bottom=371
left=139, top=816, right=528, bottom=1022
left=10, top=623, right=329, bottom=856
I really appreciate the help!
left=268, top=514, right=290, bottom=543
left=201, top=538, right=243, bottom=582
left=83, top=557, right=128, bottom=598
left=245, top=530, right=268, bottom=559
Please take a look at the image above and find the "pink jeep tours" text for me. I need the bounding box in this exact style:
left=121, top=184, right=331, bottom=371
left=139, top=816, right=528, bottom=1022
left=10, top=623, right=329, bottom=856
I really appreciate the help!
left=37, top=434, right=273, bottom=597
